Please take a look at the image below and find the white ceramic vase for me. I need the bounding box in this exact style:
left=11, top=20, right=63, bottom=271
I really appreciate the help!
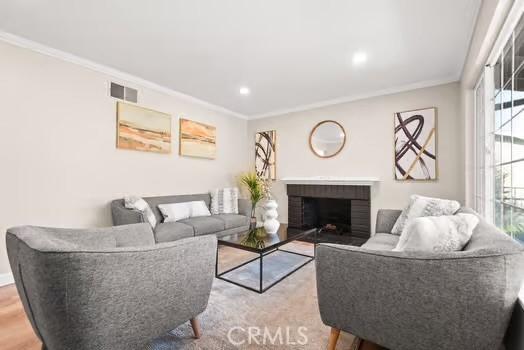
left=263, top=199, right=280, bottom=234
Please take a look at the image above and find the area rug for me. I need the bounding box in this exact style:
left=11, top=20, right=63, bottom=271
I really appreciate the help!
left=150, top=242, right=356, bottom=349
left=220, top=249, right=312, bottom=290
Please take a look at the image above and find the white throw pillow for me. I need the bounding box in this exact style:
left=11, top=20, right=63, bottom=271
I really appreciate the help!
left=393, top=214, right=479, bottom=252
left=210, top=188, right=239, bottom=215
left=391, top=195, right=460, bottom=235
left=124, top=195, right=157, bottom=228
left=158, top=202, right=192, bottom=222
left=191, top=200, right=212, bottom=217
left=158, top=201, right=211, bottom=222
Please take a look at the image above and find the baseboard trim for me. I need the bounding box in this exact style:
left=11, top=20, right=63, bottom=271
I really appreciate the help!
left=0, top=273, right=14, bottom=287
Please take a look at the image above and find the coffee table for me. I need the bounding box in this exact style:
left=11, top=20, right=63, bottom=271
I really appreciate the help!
left=216, top=224, right=317, bottom=293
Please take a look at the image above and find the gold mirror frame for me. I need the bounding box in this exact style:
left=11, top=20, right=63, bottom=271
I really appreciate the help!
left=309, top=120, right=347, bottom=158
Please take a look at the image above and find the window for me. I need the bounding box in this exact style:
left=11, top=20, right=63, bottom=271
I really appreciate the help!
left=476, top=14, right=524, bottom=244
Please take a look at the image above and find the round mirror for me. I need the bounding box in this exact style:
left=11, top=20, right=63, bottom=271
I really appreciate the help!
left=309, top=120, right=346, bottom=158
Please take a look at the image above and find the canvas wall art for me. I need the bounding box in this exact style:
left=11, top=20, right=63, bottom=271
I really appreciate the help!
left=394, top=107, right=437, bottom=180
left=179, top=118, right=216, bottom=159
left=255, top=130, right=277, bottom=180
left=117, top=102, right=171, bottom=153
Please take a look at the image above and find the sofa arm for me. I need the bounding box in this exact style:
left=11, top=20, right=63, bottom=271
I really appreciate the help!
left=316, top=244, right=524, bottom=350
left=238, top=198, right=252, bottom=217
left=375, top=209, right=402, bottom=233
left=111, top=199, right=146, bottom=226
left=13, top=235, right=217, bottom=350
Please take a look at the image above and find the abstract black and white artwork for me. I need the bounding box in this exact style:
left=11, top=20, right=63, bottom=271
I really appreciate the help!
left=394, top=107, right=437, bottom=180
left=255, top=130, right=276, bottom=180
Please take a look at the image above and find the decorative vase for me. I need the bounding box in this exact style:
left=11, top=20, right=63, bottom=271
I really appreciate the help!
left=263, top=199, right=280, bottom=234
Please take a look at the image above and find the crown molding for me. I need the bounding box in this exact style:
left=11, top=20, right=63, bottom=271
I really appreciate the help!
left=457, top=0, right=483, bottom=88
left=0, top=30, right=248, bottom=120
left=249, top=75, right=460, bottom=120
left=486, top=0, right=524, bottom=66
left=0, top=30, right=462, bottom=121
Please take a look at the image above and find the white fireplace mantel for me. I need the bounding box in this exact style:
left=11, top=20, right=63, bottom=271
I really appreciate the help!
left=280, top=176, right=380, bottom=186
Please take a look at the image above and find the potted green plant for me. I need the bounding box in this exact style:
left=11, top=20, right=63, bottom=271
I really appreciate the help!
left=240, top=227, right=267, bottom=249
left=240, top=172, right=265, bottom=228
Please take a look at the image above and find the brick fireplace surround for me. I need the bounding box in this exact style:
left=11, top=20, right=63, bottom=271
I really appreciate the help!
left=283, top=177, right=378, bottom=244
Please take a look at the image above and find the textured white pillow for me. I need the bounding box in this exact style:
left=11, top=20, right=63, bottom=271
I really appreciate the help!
left=191, top=201, right=211, bottom=217
left=158, top=202, right=192, bottom=222
left=210, top=188, right=239, bottom=214
left=393, top=214, right=479, bottom=252
left=124, top=195, right=157, bottom=228
left=158, top=201, right=211, bottom=222
left=391, top=195, right=460, bottom=235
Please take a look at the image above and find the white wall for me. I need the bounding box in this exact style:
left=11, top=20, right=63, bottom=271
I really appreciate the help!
left=248, top=83, right=464, bottom=231
left=0, top=41, right=249, bottom=275
left=0, top=40, right=466, bottom=279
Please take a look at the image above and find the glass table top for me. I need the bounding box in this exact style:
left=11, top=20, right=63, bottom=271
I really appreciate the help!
left=217, top=224, right=317, bottom=253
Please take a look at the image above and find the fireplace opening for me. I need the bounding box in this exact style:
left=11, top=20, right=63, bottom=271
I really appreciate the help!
left=287, top=184, right=371, bottom=245
left=303, top=197, right=351, bottom=234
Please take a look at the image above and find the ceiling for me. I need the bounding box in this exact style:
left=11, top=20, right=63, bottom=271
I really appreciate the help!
left=0, top=0, right=480, bottom=118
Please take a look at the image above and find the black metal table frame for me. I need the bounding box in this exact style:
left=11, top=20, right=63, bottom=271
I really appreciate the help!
left=215, top=229, right=318, bottom=294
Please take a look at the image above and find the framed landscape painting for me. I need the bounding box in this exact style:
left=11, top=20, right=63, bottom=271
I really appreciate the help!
left=255, top=130, right=276, bottom=180
left=117, top=102, right=171, bottom=154
left=179, top=118, right=216, bottom=159
left=394, top=107, right=437, bottom=181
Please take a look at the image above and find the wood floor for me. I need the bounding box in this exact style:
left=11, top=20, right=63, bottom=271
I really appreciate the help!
left=0, top=285, right=41, bottom=350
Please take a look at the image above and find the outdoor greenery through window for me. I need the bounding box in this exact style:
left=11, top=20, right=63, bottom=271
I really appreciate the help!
left=490, top=14, right=524, bottom=243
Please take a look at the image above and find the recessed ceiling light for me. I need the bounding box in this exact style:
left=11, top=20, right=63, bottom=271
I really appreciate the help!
left=352, top=51, right=367, bottom=66
left=239, top=87, right=250, bottom=95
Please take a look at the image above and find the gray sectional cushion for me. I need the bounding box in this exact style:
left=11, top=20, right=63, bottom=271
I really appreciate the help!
left=6, top=223, right=155, bottom=251
left=111, top=199, right=146, bottom=226
left=143, top=194, right=211, bottom=225
left=375, top=209, right=402, bottom=233
left=154, top=222, right=195, bottom=243
left=179, top=216, right=225, bottom=235
left=361, top=233, right=399, bottom=251
left=124, top=196, right=157, bottom=228
left=213, top=214, right=250, bottom=229
left=108, top=223, right=156, bottom=247
left=459, top=207, right=523, bottom=253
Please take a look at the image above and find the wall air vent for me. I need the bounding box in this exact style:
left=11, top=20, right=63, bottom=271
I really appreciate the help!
left=110, top=82, right=138, bottom=103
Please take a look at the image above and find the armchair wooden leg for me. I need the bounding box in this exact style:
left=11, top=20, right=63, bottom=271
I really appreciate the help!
left=190, top=317, right=202, bottom=339
left=327, top=327, right=340, bottom=350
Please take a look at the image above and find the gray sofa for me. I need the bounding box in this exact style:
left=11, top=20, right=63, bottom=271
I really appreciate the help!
left=6, top=224, right=217, bottom=350
left=111, top=194, right=251, bottom=243
left=317, top=207, right=524, bottom=350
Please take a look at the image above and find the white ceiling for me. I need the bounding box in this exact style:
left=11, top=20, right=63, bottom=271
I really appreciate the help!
left=0, top=0, right=480, bottom=118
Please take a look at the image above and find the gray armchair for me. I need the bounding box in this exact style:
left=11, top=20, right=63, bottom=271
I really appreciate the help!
left=316, top=208, right=524, bottom=350
left=6, top=223, right=217, bottom=350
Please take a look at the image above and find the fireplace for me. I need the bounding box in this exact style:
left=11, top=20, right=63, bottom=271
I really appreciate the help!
left=287, top=183, right=371, bottom=244
left=302, top=197, right=351, bottom=234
